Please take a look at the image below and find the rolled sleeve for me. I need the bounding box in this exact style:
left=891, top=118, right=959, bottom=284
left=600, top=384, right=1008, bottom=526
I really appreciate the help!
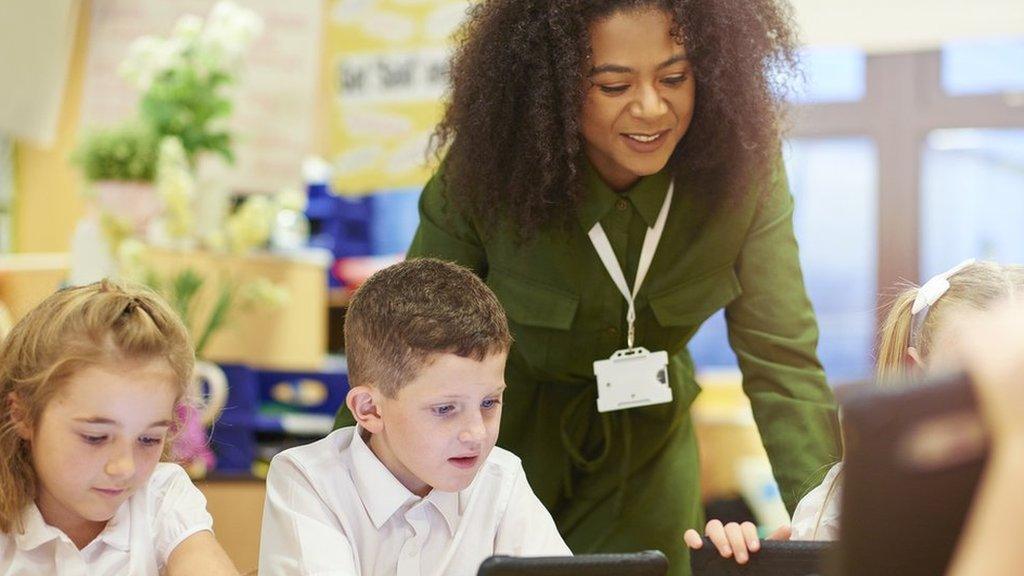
left=725, top=165, right=843, bottom=512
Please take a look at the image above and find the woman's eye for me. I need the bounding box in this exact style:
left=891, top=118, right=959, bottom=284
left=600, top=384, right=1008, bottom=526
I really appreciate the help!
left=482, top=398, right=502, bottom=409
left=433, top=405, right=456, bottom=417
left=80, top=434, right=107, bottom=445
left=663, top=73, right=689, bottom=86
left=138, top=436, right=164, bottom=448
left=597, top=84, right=629, bottom=95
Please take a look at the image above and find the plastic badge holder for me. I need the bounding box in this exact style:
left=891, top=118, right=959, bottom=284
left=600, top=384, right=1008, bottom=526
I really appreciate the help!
left=478, top=551, right=668, bottom=575
left=690, top=539, right=832, bottom=576
left=594, top=347, right=671, bottom=412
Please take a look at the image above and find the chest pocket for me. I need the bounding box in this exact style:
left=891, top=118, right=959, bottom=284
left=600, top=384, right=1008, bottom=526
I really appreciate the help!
left=648, top=265, right=742, bottom=328
left=486, top=267, right=579, bottom=376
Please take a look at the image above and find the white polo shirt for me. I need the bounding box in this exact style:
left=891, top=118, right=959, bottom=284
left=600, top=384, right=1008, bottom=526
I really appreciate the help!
left=0, top=462, right=214, bottom=576
left=789, top=462, right=843, bottom=541
left=259, top=426, right=571, bottom=576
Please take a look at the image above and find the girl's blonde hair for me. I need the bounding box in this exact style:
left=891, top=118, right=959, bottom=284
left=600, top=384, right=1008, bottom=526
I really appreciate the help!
left=876, top=261, right=1024, bottom=383
left=0, top=279, right=194, bottom=534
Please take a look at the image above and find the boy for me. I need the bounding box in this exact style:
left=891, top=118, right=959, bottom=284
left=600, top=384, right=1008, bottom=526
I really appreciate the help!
left=259, top=258, right=570, bottom=575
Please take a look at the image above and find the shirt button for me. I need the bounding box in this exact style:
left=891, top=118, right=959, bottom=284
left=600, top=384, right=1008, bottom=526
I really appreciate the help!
left=615, top=198, right=629, bottom=211
left=407, top=547, right=418, bottom=558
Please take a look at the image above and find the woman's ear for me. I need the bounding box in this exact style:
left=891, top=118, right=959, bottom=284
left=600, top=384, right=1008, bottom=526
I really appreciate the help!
left=345, top=386, right=384, bottom=434
left=7, top=392, right=32, bottom=441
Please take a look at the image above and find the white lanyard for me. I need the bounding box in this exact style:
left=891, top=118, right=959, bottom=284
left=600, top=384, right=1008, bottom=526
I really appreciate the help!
left=587, top=182, right=674, bottom=349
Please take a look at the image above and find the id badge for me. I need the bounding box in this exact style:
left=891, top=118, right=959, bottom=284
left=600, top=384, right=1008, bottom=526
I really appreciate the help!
left=594, top=347, right=672, bottom=413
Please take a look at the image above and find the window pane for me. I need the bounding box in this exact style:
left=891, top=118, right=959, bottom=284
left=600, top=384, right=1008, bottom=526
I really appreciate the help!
left=786, top=46, right=866, bottom=104
left=689, top=138, right=879, bottom=384
left=941, top=38, right=1024, bottom=96
left=921, top=129, right=1024, bottom=278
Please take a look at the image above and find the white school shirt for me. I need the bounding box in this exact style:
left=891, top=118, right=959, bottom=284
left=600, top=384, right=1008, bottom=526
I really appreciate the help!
left=789, top=462, right=843, bottom=541
left=0, top=462, right=214, bottom=576
left=259, top=426, right=571, bottom=576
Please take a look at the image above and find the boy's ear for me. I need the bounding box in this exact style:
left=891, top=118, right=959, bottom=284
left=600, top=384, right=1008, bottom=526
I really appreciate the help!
left=7, top=392, right=32, bottom=441
left=346, top=386, right=384, bottom=434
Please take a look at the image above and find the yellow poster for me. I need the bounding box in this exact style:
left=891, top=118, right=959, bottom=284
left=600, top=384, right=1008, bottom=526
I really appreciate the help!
left=326, top=0, right=469, bottom=193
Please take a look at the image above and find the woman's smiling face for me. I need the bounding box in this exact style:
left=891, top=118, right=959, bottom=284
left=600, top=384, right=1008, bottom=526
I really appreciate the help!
left=580, top=7, right=695, bottom=191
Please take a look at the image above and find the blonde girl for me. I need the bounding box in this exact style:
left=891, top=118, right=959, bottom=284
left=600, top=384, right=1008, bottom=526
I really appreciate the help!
left=0, top=280, right=237, bottom=575
left=685, top=260, right=1024, bottom=563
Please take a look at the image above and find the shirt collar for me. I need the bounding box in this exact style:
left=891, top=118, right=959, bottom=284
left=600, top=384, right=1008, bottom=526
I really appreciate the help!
left=576, top=157, right=673, bottom=231
left=349, top=426, right=462, bottom=535
left=14, top=503, right=60, bottom=551
left=14, top=500, right=130, bottom=552
left=93, top=498, right=131, bottom=552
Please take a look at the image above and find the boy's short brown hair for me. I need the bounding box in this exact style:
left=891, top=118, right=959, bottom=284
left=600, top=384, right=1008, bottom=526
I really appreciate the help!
left=344, top=258, right=511, bottom=397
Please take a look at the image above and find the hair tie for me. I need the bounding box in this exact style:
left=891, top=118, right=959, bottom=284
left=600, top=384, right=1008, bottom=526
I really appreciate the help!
left=908, top=258, right=975, bottom=348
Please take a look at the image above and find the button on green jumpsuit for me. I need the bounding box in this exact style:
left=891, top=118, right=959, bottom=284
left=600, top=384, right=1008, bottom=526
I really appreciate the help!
left=335, top=160, right=842, bottom=575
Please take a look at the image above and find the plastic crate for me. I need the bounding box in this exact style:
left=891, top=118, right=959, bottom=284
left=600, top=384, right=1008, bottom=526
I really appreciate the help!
left=210, top=362, right=349, bottom=473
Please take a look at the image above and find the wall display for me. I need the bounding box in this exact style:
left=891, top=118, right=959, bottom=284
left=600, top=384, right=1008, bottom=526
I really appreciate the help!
left=326, top=0, right=470, bottom=192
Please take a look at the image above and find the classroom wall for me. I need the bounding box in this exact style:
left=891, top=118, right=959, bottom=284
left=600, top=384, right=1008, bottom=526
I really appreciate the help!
left=9, top=0, right=1024, bottom=254
left=12, top=0, right=91, bottom=253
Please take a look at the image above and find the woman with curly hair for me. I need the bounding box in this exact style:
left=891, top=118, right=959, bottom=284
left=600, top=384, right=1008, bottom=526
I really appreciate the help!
left=336, top=0, right=842, bottom=572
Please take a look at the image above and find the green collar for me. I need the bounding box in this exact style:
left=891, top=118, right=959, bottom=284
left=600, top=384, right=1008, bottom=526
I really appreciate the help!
left=577, top=158, right=673, bottom=231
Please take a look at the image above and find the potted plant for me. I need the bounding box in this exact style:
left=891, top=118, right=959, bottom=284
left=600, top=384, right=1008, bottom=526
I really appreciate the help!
left=71, top=119, right=163, bottom=235
left=69, top=119, right=163, bottom=284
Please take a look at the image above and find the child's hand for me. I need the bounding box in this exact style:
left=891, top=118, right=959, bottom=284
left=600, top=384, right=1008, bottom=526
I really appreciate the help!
left=683, top=521, right=793, bottom=564
left=683, top=520, right=760, bottom=564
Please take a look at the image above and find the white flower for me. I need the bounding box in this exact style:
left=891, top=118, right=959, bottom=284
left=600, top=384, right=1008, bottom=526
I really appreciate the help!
left=156, top=137, right=196, bottom=239
left=118, top=35, right=165, bottom=90
left=276, top=188, right=307, bottom=212
left=119, top=33, right=190, bottom=91
left=173, top=14, right=204, bottom=42
left=225, top=195, right=277, bottom=253
left=201, top=1, right=264, bottom=67
left=117, top=238, right=149, bottom=282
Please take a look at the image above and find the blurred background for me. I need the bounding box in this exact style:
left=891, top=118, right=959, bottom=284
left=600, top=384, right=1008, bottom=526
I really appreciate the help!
left=0, top=0, right=1021, bottom=569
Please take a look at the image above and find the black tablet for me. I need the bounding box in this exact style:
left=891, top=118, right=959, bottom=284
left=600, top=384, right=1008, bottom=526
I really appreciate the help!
left=835, top=371, right=989, bottom=576
left=690, top=538, right=832, bottom=576
left=477, top=551, right=668, bottom=575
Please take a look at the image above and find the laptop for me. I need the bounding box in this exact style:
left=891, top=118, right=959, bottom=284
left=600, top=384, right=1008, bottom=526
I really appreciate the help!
left=690, top=538, right=832, bottom=576
left=477, top=551, right=668, bottom=575
left=835, top=371, right=989, bottom=576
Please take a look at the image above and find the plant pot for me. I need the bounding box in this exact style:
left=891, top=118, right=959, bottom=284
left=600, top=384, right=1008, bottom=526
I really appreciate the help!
left=92, top=180, right=162, bottom=235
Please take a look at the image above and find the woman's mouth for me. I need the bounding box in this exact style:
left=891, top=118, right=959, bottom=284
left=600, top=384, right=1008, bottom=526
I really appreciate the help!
left=621, top=130, right=670, bottom=153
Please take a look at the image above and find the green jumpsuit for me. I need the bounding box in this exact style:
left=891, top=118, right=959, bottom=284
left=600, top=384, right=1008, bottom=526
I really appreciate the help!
left=335, top=160, right=842, bottom=575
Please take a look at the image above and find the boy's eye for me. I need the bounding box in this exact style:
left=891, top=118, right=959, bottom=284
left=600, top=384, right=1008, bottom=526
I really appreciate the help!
left=432, top=405, right=456, bottom=417
left=80, top=434, right=107, bottom=445
left=481, top=398, right=502, bottom=410
left=597, top=83, right=629, bottom=95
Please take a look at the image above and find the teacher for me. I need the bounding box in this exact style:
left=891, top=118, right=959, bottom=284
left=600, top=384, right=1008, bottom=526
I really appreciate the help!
left=336, top=0, right=841, bottom=573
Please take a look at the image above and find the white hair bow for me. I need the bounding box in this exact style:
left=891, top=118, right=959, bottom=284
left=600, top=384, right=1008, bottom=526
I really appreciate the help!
left=909, top=258, right=976, bottom=347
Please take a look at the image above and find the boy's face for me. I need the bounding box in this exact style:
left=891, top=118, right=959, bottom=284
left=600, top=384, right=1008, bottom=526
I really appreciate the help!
left=368, top=351, right=507, bottom=496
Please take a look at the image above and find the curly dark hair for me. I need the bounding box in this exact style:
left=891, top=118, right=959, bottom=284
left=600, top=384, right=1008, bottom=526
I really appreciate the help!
left=432, top=0, right=799, bottom=236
